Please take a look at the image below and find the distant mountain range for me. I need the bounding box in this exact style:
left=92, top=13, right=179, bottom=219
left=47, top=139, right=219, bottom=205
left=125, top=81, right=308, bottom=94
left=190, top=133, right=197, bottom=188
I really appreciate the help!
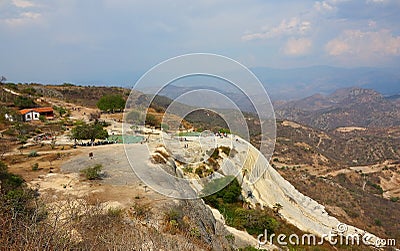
left=137, top=66, right=400, bottom=130
left=139, top=65, right=400, bottom=101
left=274, top=87, right=400, bottom=130
left=148, top=84, right=400, bottom=130
left=251, top=66, right=400, bottom=100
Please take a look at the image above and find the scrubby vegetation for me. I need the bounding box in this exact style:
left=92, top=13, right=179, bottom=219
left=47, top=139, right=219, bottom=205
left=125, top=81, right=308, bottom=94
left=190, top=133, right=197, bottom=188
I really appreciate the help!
left=80, top=164, right=103, bottom=180
left=126, top=110, right=144, bottom=124
left=203, top=176, right=278, bottom=235
left=279, top=168, right=400, bottom=245
left=13, top=96, right=37, bottom=109
left=202, top=176, right=372, bottom=250
left=0, top=160, right=221, bottom=250
left=194, top=164, right=214, bottom=178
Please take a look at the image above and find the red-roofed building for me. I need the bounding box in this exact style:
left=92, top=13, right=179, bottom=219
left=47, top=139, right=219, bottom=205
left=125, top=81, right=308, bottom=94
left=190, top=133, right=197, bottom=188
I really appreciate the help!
left=20, top=107, right=54, bottom=121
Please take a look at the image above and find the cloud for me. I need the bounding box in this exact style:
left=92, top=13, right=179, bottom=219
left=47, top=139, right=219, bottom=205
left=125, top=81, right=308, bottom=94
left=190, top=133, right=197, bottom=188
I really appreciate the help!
left=4, top=11, right=41, bottom=26
left=326, top=29, right=400, bottom=57
left=1, top=0, right=399, bottom=83
left=314, top=0, right=354, bottom=12
left=12, top=0, right=35, bottom=8
left=2, top=0, right=41, bottom=26
left=242, top=17, right=311, bottom=41
left=366, top=0, right=386, bottom=3
left=314, top=1, right=336, bottom=12
left=325, top=39, right=349, bottom=56
left=284, top=37, right=312, bottom=56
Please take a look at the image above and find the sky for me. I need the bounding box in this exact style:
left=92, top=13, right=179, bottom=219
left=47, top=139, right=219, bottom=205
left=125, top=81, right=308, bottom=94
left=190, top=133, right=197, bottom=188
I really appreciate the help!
left=0, top=0, right=399, bottom=85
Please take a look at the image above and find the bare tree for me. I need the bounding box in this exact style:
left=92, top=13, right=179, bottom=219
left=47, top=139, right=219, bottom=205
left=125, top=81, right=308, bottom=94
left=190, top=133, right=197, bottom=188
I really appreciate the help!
left=0, top=76, right=6, bottom=84
left=47, top=123, right=61, bottom=149
left=89, top=112, right=101, bottom=121
left=0, top=143, right=10, bottom=159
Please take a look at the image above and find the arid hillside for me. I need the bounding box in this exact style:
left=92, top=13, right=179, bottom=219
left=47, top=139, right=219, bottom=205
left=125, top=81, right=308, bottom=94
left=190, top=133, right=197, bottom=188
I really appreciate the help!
left=0, top=83, right=399, bottom=250
left=275, top=88, right=400, bottom=130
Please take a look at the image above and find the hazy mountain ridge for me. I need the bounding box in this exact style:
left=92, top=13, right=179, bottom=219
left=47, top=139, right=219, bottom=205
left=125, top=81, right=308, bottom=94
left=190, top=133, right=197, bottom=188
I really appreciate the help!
left=275, top=87, right=400, bottom=130
left=252, top=66, right=400, bottom=100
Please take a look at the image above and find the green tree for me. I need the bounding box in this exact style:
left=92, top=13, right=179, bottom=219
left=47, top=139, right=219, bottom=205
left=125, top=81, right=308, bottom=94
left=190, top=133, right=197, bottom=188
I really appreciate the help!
left=70, top=121, right=108, bottom=143
left=13, top=96, right=36, bottom=109
left=53, top=106, right=67, bottom=117
left=96, top=94, right=125, bottom=113
left=145, top=114, right=159, bottom=127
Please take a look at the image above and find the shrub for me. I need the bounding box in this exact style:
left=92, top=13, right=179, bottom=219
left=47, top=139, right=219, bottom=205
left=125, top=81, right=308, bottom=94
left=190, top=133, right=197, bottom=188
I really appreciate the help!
left=202, top=175, right=279, bottom=237
left=28, top=151, right=38, bottom=157
left=367, top=181, right=384, bottom=194
left=107, top=207, right=124, bottom=218
left=131, top=203, right=151, bottom=220
left=202, top=176, right=241, bottom=205
left=219, top=128, right=230, bottom=134
left=53, top=106, right=67, bottom=117
left=31, top=163, right=39, bottom=171
left=207, top=148, right=220, bottom=160
left=145, top=114, right=159, bottom=127
left=219, top=146, right=231, bottom=156
left=225, top=234, right=235, bottom=243
left=0, top=161, right=7, bottom=174
left=39, top=115, right=47, bottom=122
left=374, top=219, right=382, bottom=226
left=161, top=123, right=169, bottom=130
left=182, top=167, right=193, bottom=173
left=13, top=96, right=36, bottom=109
left=207, top=157, right=220, bottom=171
left=390, top=197, right=399, bottom=202
left=195, top=164, right=213, bottom=178
left=189, top=227, right=201, bottom=238
left=80, top=164, right=103, bottom=180
left=163, top=208, right=184, bottom=235
left=126, top=110, right=144, bottom=124
left=2, top=128, right=16, bottom=136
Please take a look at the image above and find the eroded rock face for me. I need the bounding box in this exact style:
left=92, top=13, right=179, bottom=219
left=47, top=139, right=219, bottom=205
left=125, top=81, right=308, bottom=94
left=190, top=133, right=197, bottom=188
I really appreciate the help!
left=180, top=199, right=234, bottom=250
left=222, top=138, right=382, bottom=246
left=168, top=135, right=384, bottom=247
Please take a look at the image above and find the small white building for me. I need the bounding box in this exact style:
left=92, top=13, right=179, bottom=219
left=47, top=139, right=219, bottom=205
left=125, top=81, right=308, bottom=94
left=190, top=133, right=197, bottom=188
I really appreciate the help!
left=19, top=107, right=54, bottom=122
left=20, top=110, right=40, bottom=121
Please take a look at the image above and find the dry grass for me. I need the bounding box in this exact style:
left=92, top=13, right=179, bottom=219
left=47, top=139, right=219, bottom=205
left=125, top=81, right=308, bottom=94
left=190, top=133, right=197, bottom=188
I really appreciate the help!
left=0, top=194, right=216, bottom=251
